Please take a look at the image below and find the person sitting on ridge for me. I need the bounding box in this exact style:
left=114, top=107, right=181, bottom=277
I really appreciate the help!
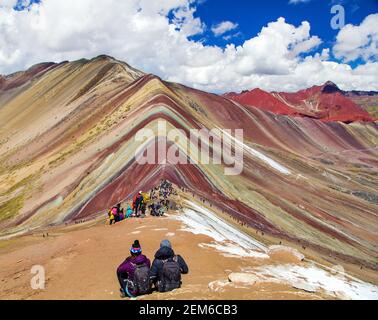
left=110, top=206, right=119, bottom=224
left=112, top=204, right=121, bottom=223
left=126, top=204, right=133, bottom=218
left=116, top=240, right=151, bottom=298
left=108, top=207, right=116, bottom=225
left=117, top=203, right=125, bottom=221
left=149, top=203, right=158, bottom=216
left=150, top=240, right=188, bottom=293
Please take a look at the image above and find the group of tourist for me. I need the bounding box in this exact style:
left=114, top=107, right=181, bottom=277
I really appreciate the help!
left=108, top=203, right=133, bottom=224
left=107, top=180, right=177, bottom=224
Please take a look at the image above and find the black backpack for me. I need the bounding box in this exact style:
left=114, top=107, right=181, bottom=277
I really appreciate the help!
left=132, top=263, right=150, bottom=295
left=158, top=256, right=181, bottom=292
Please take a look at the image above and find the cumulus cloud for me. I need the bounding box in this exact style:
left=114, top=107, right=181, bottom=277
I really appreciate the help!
left=211, top=21, right=238, bottom=36
left=0, top=0, right=377, bottom=93
left=333, top=13, right=378, bottom=62
left=288, top=0, right=311, bottom=4
left=223, top=32, right=242, bottom=41
left=0, top=0, right=17, bottom=8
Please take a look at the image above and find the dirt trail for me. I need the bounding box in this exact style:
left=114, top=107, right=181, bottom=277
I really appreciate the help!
left=0, top=211, right=332, bottom=300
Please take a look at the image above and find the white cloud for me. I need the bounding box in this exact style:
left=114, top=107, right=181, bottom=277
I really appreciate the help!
left=223, top=32, right=242, bottom=41
left=171, top=5, right=205, bottom=37
left=211, top=21, right=238, bottom=36
left=0, top=0, right=17, bottom=8
left=288, top=0, right=311, bottom=4
left=333, top=13, right=378, bottom=62
left=0, top=1, right=377, bottom=93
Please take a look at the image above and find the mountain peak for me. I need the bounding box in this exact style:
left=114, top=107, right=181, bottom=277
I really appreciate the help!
left=321, top=81, right=341, bottom=94
left=92, top=54, right=116, bottom=61
left=250, top=88, right=267, bottom=94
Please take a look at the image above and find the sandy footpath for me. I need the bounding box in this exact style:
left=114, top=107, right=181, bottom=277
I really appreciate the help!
left=0, top=211, right=334, bottom=300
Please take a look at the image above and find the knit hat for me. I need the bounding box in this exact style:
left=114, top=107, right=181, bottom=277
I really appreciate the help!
left=130, top=240, right=142, bottom=254
left=160, top=239, right=172, bottom=248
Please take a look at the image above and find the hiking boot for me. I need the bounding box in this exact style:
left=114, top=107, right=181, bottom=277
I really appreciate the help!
left=120, top=288, right=126, bottom=298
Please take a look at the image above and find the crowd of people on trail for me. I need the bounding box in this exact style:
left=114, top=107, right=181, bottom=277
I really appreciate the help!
left=116, top=239, right=188, bottom=298
left=148, top=180, right=177, bottom=217
left=107, top=180, right=178, bottom=224
left=109, top=181, right=188, bottom=297
left=150, top=180, right=176, bottom=201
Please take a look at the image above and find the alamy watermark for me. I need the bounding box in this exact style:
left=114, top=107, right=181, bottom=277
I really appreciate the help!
left=134, top=120, right=244, bottom=176
left=31, top=265, right=45, bottom=290
left=331, top=4, right=346, bottom=30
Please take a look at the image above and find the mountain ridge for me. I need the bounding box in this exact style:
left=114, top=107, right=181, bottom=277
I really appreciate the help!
left=2, top=56, right=376, bottom=123
left=0, top=56, right=377, bottom=279
left=225, top=81, right=376, bottom=123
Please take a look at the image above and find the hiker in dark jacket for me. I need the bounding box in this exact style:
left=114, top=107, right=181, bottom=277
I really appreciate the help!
left=117, top=240, right=151, bottom=298
left=134, top=191, right=144, bottom=217
left=150, top=240, right=188, bottom=292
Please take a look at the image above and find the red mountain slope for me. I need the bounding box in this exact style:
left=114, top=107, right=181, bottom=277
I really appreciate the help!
left=225, top=88, right=299, bottom=116
left=225, top=82, right=375, bottom=123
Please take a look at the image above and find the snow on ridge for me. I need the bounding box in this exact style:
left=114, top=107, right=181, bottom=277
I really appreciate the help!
left=174, top=200, right=378, bottom=300
left=244, top=144, right=291, bottom=175
left=243, top=264, right=378, bottom=300
left=221, top=129, right=291, bottom=175
left=173, top=200, right=268, bottom=258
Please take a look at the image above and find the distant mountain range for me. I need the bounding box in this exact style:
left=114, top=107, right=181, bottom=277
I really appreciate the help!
left=225, top=81, right=377, bottom=123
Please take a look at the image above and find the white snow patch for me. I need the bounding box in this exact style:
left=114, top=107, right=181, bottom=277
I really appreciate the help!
left=208, top=280, right=231, bottom=293
left=221, top=129, right=291, bottom=175
left=173, top=200, right=268, bottom=259
left=246, top=145, right=291, bottom=175
left=200, top=242, right=269, bottom=259
left=175, top=200, right=378, bottom=300
left=268, top=245, right=305, bottom=262
left=242, top=264, right=378, bottom=300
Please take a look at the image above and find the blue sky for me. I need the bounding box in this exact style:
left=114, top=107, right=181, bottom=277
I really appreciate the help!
left=191, top=0, right=377, bottom=59
left=13, top=0, right=40, bottom=10
left=2, top=0, right=378, bottom=92
left=15, top=0, right=378, bottom=64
